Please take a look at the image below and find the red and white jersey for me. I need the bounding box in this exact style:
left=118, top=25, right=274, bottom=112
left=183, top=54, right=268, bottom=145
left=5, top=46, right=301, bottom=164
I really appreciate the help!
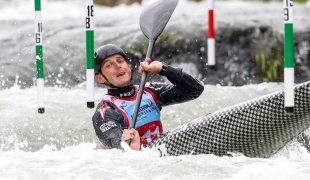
left=101, top=86, right=163, bottom=145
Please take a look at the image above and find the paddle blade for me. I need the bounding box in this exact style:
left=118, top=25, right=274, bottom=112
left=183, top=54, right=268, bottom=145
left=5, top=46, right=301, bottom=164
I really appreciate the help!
left=139, top=0, right=179, bottom=40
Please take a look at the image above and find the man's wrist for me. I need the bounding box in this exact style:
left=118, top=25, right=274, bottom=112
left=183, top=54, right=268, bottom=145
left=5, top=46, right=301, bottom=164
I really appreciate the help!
left=158, top=63, right=168, bottom=75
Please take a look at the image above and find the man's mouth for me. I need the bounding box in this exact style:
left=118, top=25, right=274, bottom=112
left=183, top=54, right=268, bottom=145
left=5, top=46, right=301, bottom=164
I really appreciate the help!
left=116, top=72, right=125, bottom=77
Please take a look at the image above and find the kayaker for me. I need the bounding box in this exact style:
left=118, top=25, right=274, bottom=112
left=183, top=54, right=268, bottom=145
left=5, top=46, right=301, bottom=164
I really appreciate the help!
left=92, top=44, right=204, bottom=150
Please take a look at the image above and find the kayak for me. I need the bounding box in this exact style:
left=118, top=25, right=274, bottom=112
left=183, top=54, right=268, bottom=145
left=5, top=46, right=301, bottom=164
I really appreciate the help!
left=143, top=81, right=310, bottom=158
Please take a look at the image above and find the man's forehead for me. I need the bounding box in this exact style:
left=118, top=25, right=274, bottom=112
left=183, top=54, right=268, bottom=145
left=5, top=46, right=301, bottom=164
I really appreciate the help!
left=102, top=54, right=124, bottom=63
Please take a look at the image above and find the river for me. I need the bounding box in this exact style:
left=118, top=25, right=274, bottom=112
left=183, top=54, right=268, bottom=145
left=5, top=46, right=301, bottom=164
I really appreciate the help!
left=1, top=0, right=310, bottom=179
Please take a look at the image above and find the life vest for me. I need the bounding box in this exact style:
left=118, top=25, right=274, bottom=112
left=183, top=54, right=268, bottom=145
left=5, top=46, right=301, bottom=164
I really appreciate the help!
left=101, top=86, right=163, bottom=145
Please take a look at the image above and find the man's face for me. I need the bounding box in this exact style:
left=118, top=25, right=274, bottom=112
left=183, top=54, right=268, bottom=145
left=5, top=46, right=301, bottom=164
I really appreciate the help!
left=95, top=54, right=132, bottom=88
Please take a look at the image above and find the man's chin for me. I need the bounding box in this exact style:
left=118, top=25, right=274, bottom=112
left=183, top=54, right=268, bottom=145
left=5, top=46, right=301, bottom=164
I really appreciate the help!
left=114, top=80, right=131, bottom=87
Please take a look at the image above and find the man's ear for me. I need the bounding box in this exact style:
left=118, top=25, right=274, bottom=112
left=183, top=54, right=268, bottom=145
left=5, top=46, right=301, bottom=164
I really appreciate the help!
left=95, top=74, right=106, bottom=84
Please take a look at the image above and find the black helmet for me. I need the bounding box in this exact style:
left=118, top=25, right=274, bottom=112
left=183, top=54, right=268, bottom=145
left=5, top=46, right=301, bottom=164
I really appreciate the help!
left=94, top=44, right=129, bottom=74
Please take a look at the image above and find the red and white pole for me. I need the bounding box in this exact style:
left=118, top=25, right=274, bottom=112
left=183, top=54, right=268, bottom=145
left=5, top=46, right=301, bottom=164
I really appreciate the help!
left=207, top=0, right=215, bottom=66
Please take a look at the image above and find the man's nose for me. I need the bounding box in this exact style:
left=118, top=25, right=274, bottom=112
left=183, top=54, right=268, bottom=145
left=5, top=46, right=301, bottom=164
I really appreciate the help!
left=115, top=62, right=122, bottom=69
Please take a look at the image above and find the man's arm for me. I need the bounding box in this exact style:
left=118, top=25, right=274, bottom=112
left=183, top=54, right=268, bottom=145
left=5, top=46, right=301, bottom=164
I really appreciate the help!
left=147, top=63, right=204, bottom=107
left=92, top=102, right=140, bottom=150
left=92, top=102, right=125, bottom=149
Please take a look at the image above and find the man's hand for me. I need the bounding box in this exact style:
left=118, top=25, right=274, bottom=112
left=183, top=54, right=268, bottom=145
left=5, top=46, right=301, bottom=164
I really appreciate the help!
left=138, top=61, right=163, bottom=78
left=121, top=128, right=140, bottom=150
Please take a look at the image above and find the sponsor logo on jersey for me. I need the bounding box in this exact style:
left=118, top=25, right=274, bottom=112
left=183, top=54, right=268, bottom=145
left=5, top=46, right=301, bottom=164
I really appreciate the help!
left=137, top=101, right=157, bottom=118
left=120, top=101, right=127, bottom=110
left=137, top=121, right=163, bottom=145
left=119, top=88, right=134, bottom=97
left=99, top=121, right=117, bottom=133
left=140, top=126, right=160, bottom=144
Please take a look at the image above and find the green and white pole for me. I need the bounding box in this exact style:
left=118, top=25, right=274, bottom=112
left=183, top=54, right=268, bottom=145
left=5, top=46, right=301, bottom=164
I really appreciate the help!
left=86, top=0, right=94, bottom=108
left=35, top=0, right=45, bottom=114
left=283, top=0, right=294, bottom=113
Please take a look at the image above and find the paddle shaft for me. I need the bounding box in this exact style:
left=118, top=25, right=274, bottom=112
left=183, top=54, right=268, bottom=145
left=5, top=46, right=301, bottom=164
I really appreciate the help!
left=130, top=40, right=155, bottom=129
left=126, top=40, right=154, bottom=145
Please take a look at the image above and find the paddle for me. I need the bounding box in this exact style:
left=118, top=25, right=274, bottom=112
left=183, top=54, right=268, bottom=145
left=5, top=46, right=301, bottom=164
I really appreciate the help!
left=127, top=0, right=179, bottom=145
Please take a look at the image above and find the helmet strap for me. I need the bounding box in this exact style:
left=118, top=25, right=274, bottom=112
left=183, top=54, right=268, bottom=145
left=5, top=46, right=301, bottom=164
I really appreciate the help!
left=100, top=72, right=118, bottom=89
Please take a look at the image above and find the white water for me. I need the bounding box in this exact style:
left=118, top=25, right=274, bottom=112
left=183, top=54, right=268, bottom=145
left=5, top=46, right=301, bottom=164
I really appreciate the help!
left=1, top=0, right=310, bottom=89
left=1, top=0, right=310, bottom=179
left=1, top=83, right=310, bottom=179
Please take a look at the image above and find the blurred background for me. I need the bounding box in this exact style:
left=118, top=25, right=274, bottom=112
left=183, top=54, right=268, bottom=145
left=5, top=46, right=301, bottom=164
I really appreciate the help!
left=0, top=0, right=309, bottom=90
